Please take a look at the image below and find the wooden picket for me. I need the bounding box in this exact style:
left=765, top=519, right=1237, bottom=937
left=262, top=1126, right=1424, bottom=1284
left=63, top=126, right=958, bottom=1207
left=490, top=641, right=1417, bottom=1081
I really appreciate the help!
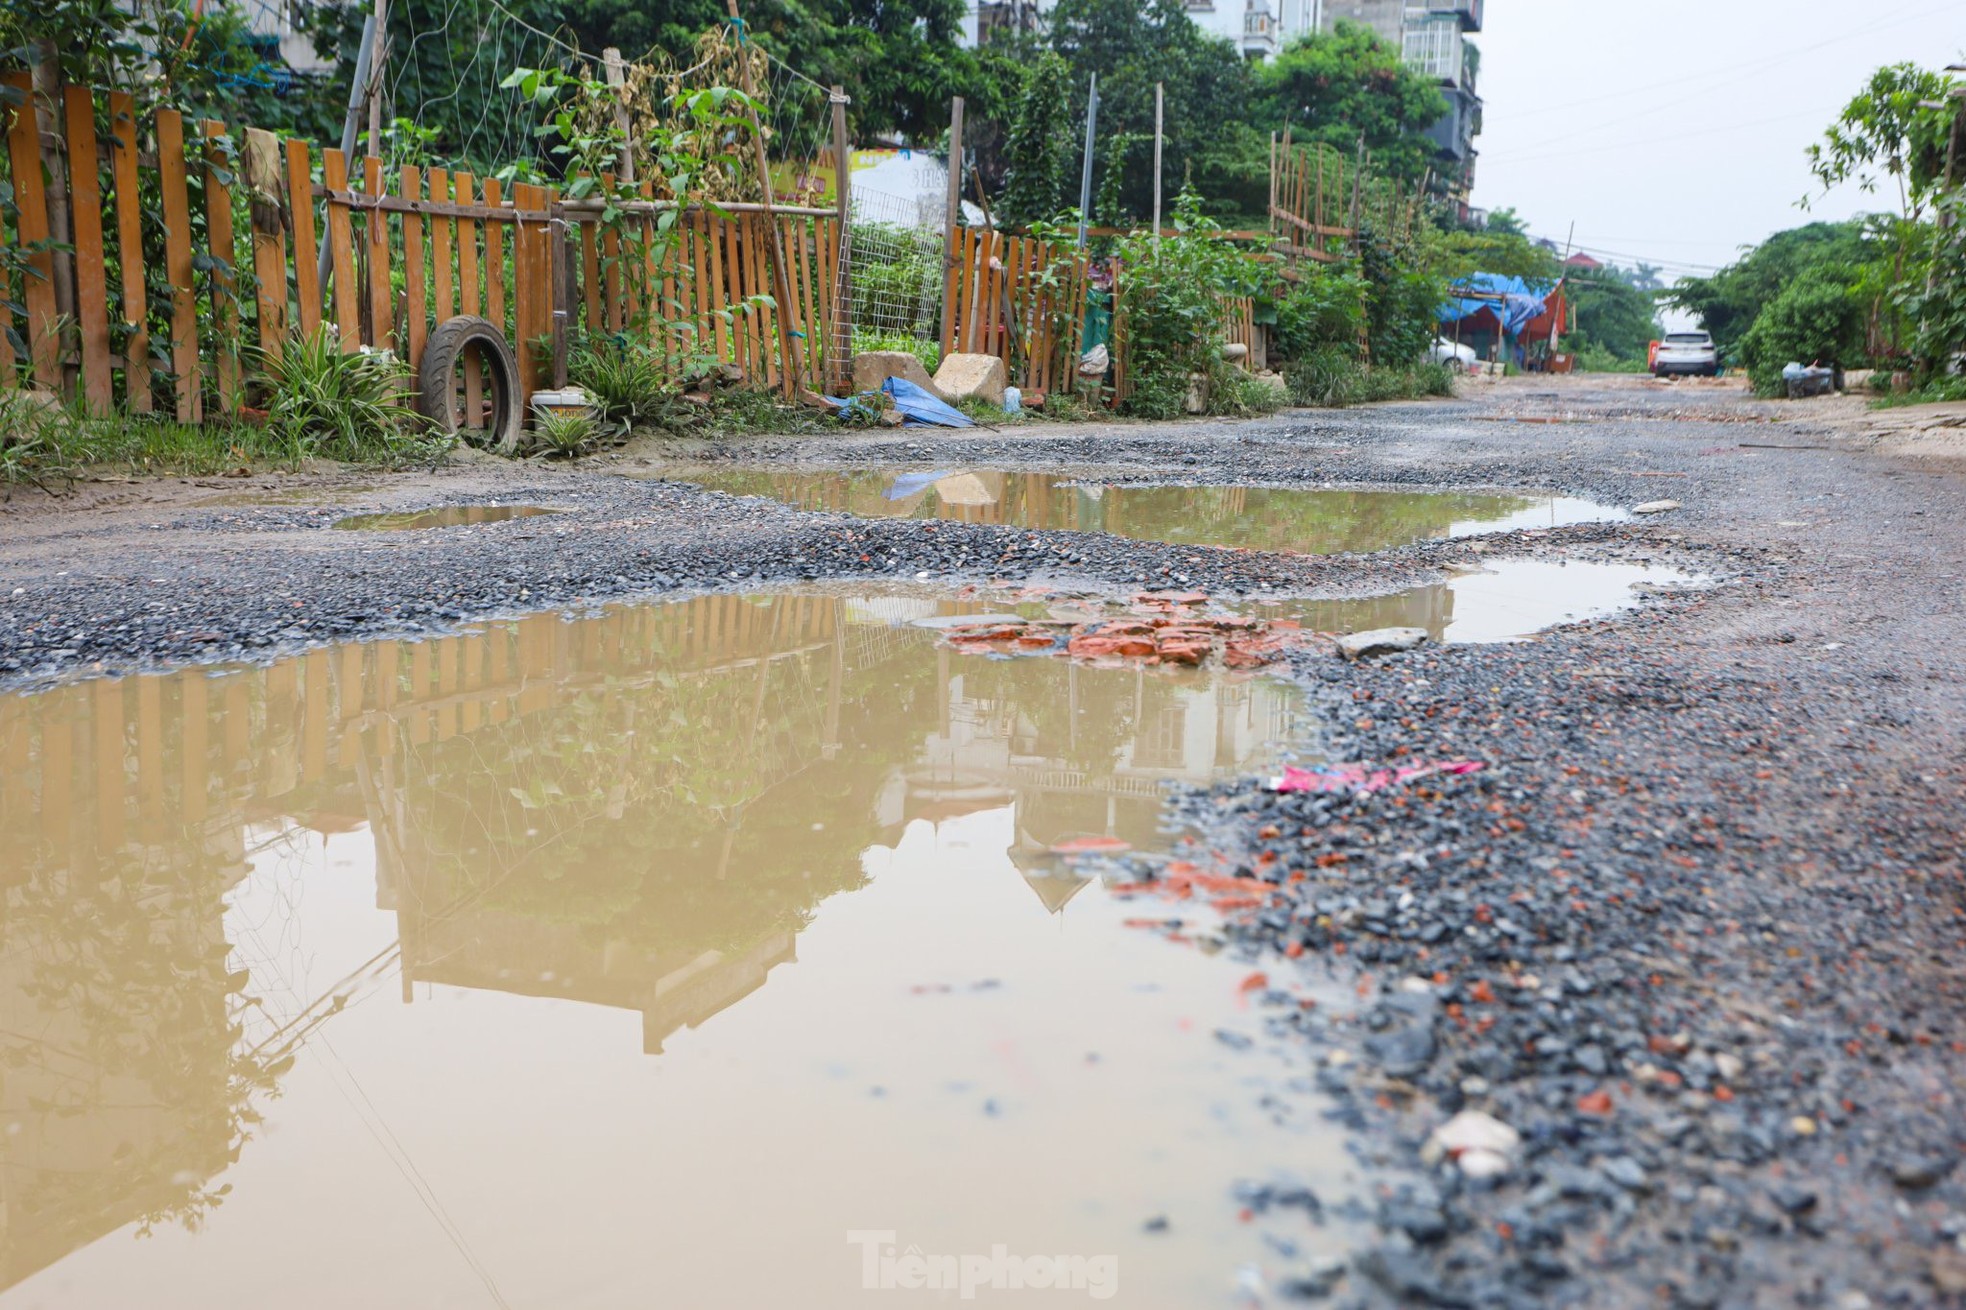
left=940, top=229, right=1091, bottom=400
left=2, top=81, right=850, bottom=426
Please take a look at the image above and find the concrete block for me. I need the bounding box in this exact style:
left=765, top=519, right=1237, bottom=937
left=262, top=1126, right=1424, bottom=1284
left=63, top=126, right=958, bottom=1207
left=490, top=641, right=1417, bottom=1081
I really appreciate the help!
left=933, top=352, right=1007, bottom=407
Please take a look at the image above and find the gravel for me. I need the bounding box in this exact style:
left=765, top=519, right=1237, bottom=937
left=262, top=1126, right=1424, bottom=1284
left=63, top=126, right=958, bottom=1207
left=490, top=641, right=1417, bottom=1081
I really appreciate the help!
left=2, top=375, right=1962, bottom=1307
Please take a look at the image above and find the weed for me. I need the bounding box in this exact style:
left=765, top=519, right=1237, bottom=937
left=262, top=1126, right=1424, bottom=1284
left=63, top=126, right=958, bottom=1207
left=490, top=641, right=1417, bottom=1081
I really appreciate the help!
left=1870, top=374, right=1966, bottom=409
left=531, top=407, right=604, bottom=457
left=254, top=329, right=443, bottom=463
left=570, top=337, right=675, bottom=423
left=0, top=391, right=78, bottom=490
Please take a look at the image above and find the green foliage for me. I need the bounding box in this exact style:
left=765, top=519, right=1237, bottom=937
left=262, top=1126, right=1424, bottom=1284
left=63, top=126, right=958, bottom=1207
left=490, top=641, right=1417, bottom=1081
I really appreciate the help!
left=0, top=392, right=77, bottom=488
left=255, top=329, right=440, bottom=462
left=1283, top=351, right=1450, bottom=407
left=1870, top=373, right=1966, bottom=409
left=998, top=52, right=1074, bottom=229
left=1109, top=189, right=1265, bottom=418
left=1566, top=272, right=1660, bottom=364
left=1738, top=266, right=1868, bottom=396
left=1426, top=221, right=1562, bottom=283
left=1273, top=266, right=1367, bottom=360
left=1666, top=221, right=1873, bottom=363
left=851, top=329, right=941, bottom=375
left=1807, top=63, right=1959, bottom=220
left=1256, top=22, right=1449, bottom=185
left=531, top=407, right=603, bottom=456
left=571, top=338, right=675, bottom=423
left=1208, top=366, right=1286, bottom=418
left=1360, top=230, right=1446, bottom=368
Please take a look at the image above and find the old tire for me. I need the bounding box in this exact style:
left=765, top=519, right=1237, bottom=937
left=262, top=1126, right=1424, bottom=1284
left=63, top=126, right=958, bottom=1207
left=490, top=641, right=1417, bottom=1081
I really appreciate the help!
left=419, top=316, right=521, bottom=455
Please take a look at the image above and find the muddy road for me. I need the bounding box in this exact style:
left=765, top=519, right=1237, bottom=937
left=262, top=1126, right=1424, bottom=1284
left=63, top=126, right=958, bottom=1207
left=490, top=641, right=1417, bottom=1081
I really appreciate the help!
left=0, top=374, right=1961, bottom=1309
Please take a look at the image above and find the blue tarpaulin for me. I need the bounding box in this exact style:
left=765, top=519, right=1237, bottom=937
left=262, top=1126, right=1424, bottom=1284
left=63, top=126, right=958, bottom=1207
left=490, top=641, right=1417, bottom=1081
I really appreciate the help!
left=1440, top=273, right=1558, bottom=337
left=883, top=377, right=973, bottom=428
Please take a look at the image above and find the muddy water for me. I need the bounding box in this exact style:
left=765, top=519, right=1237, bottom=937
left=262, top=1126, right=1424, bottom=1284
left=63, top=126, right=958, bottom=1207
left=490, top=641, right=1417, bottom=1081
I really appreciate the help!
left=333, top=504, right=560, bottom=531
left=650, top=467, right=1623, bottom=553
left=0, top=591, right=1367, bottom=1310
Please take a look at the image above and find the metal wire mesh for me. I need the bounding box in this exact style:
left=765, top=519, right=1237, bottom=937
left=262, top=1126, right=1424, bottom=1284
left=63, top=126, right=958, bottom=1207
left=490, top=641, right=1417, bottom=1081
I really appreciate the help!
left=846, top=189, right=944, bottom=352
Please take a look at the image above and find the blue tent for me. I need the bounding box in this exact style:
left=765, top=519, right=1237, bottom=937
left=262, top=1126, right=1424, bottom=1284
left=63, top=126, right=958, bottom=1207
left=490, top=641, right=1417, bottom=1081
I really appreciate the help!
left=1440, top=273, right=1558, bottom=338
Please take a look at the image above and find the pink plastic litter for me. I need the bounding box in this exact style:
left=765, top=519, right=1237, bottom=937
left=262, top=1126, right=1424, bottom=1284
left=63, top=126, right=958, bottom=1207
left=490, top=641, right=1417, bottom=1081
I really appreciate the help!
left=1270, top=760, right=1485, bottom=795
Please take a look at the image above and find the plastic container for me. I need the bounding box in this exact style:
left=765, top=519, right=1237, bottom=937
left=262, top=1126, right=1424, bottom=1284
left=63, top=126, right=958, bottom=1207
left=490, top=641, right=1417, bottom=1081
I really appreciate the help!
left=1003, top=386, right=1022, bottom=415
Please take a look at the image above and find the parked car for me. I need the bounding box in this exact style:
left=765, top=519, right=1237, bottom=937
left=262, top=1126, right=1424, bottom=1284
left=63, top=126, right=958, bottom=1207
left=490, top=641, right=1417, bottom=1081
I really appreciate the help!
left=1653, top=331, right=1719, bottom=377
left=1431, top=337, right=1479, bottom=371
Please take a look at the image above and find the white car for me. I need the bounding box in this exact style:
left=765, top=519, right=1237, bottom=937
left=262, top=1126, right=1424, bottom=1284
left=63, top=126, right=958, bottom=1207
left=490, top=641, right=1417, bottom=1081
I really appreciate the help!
left=1654, top=331, right=1719, bottom=377
left=1431, top=337, right=1479, bottom=370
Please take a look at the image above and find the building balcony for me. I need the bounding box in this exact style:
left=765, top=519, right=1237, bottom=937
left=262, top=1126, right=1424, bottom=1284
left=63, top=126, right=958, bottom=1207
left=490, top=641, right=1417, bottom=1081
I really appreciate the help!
left=1420, top=0, right=1482, bottom=31
left=1242, top=5, right=1279, bottom=57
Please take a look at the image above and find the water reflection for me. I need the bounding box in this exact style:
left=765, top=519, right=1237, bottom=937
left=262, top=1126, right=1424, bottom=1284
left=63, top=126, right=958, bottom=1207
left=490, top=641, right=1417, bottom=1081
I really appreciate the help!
left=0, top=590, right=1319, bottom=1303
left=648, top=467, right=1623, bottom=554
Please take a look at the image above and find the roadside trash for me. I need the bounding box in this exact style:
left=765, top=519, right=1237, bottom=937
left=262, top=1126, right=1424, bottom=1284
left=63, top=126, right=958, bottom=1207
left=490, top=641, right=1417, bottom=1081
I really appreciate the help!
left=1631, top=500, right=1682, bottom=514
left=1268, top=760, right=1485, bottom=795
left=1079, top=343, right=1110, bottom=377
left=1782, top=361, right=1836, bottom=399
left=1422, top=1110, right=1522, bottom=1178
left=883, top=376, right=973, bottom=428
left=1003, top=386, right=1022, bottom=415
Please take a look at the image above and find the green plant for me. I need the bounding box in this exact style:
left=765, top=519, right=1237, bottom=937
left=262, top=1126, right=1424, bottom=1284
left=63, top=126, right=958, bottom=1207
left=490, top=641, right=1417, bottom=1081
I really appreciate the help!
left=0, top=390, right=77, bottom=489
left=254, top=328, right=437, bottom=462
left=1739, top=266, right=1868, bottom=396
left=851, top=329, right=941, bottom=375
left=1207, top=365, right=1285, bottom=417
left=571, top=337, right=673, bottom=423
left=532, top=407, right=603, bottom=456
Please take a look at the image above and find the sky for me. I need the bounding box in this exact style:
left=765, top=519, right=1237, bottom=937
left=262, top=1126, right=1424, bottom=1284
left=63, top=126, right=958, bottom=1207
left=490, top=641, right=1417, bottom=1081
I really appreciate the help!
left=1469, top=0, right=1966, bottom=292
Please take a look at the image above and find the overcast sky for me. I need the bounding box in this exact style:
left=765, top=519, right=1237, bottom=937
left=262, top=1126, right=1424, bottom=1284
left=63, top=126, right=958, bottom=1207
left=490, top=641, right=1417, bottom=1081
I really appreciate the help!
left=1470, top=0, right=1966, bottom=287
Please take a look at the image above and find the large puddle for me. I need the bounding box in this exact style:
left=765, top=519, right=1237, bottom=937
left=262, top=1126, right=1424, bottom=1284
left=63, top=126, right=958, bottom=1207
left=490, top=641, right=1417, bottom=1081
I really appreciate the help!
left=0, top=553, right=1700, bottom=1306
left=0, top=590, right=1372, bottom=1309
left=647, top=467, right=1624, bottom=555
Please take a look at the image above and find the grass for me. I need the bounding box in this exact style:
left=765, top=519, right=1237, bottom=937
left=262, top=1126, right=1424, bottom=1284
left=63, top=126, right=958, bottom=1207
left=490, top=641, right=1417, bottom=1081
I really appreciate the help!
left=256, top=329, right=444, bottom=463
left=1870, top=375, right=1966, bottom=409
left=1283, top=352, right=1453, bottom=408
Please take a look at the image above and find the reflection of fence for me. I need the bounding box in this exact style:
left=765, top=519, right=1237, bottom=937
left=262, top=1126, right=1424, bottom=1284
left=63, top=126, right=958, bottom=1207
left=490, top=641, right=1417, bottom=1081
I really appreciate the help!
left=0, top=76, right=849, bottom=418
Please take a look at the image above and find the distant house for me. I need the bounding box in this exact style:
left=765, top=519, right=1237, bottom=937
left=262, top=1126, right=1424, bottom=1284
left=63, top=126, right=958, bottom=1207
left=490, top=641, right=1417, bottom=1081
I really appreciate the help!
left=1564, top=252, right=1605, bottom=273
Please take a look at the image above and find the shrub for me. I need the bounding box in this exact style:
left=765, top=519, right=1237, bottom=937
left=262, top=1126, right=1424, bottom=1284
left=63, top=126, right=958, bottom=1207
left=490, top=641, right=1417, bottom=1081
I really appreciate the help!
left=1739, top=266, right=1868, bottom=396
left=571, top=337, right=672, bottom=423
left=531, top=408, right=603, bottom=457
left=1274, top=266, right=1367, bottom=360
left=255, top=328, right=437, bottom=461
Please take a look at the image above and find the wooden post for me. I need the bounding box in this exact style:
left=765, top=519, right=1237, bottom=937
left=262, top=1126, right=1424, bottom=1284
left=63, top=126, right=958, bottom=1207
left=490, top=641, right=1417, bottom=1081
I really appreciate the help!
left=1267, top=131, right=1277, bottom=243
left=830, top=84, right=852, bottom=394
left=366, top=0, right=387, bottom=159
left=60, top=87, right=112, bottom=414
left=940, top=94, right=965, bottom=353
left=723, top=0, right=804, bottom=398
left=30, top=47, right=76, bottom=368
left=1151, top=82, right=1163, bottom=254
left=106, top=91, right=151, bottom=410
left=155, top=110, right=200, bottom=419
left=603, top=48, right=635, bottom=185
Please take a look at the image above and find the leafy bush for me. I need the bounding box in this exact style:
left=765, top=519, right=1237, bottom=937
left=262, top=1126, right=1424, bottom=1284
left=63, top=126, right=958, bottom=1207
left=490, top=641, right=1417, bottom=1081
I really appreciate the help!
left=1738, top=266, right=1868, bottom=396
left=1111, top=189, right=1267, bottom=418
left=531, top=408, right=603, bottom=456
left=1273, top=267, right=1367, bottom=360
left=1208, top=365, right=1286, bottom=417
left=255, top=329, right=438, bottom=461
left=571, top=337, right=672, bottom=423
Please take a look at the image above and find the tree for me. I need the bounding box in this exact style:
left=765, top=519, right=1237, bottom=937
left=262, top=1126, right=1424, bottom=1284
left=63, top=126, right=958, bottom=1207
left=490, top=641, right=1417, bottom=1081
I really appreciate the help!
left=1046, top=0, right=1258, bottom=222
left=1255, top=22, right=1448, bottom=185
left=995, top=50, right=1072, bottom=226
left=1566, top=272, right=1658, bottom=364
left=1666, top=221, right=1873, bottom=361
left=1807, top=62, right=1958, bottom=223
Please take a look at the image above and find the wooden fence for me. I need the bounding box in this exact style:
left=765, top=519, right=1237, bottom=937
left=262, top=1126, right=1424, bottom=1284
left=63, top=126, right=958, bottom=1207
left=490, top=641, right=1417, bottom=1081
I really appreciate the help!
left=0, top=74, right=849, bottom=425
left=1268, top=132, right=1419, bottom=259
left=939, top=227, right=1092, bottom=399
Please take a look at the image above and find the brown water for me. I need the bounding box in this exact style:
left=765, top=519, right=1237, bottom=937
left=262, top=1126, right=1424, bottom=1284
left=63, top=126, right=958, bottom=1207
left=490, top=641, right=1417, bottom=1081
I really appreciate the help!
left=645, top=467, right=1624, bottom=554
left=333, top=505, right=560, bottom=531
left=0, top=590, right=1372, bottom=1310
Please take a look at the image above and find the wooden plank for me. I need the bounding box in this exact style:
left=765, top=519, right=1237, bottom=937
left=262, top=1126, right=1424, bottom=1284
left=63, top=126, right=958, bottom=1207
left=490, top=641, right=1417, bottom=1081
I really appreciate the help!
left=689, top=214, right=711, bottom=370
left=155, top=110, right=200, bottom=420
left=430, top=168, right=454, bottom=325
left=401, top=166, right=426, bottom=366
left=455, top=171, right=482, bottom=429
left=482, top=177, right=506, bottom=339
left=602, top=223, right=623, bottom=335
left=362, top=154, right=392, bottom=350
left=286, top=138, right=321, bottom=340
left=580, top=213, right=601, bottom=333
left=0, top=163, right=11, bottom=383
left=705, top=214, right=729, bottom=363
left=6, top=72, right=61, bottom=391
left=512, top=182, right=540, bottom=400
left=202, top=121, right=240, bottom=414
left=323, top=149, right=359, bottom=350
left=62, top=88, right=113, bottom=413
left=244, top=128, right=288, bottom=364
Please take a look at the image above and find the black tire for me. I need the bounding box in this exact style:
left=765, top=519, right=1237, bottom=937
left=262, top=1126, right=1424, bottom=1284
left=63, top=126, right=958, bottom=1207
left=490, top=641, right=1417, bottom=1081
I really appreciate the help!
left=418, top=316, right=521, bottom=455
